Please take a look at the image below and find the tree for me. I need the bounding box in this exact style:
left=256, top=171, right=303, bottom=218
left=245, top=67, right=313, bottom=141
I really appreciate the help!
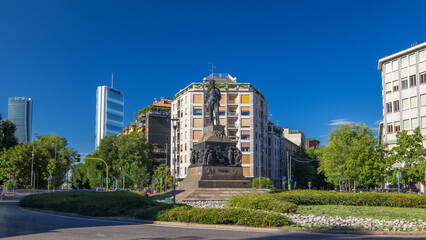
left=318, top=123, right=380, bottom=189
left=252, top=177, right=274, bottom=190
left=292, top=147, right=316, bottom=189
left=71, top=163, right=90, bottom=189
left=388, top=127, right=426, bottom=191
left=85, top=132, right=153, bottom=189
left=153, top=164, right=173, bottom=191
left=0, top=119, right=18, bottom=152
left=0, top=134, right=74, bottom=189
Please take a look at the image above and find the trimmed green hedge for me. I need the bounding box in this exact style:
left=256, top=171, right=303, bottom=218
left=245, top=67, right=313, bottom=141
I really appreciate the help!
left=154, top=206, right=290, bottom=227
left=272, top=190, right=426, bottom=208
left=20, top=191, right=157, bottom=216
left=227, top=194, right=297, bottom=213
left=20, top=191, right=290, bottom=228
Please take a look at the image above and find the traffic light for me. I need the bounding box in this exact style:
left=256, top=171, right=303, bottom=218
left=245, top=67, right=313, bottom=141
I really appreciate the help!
left=75, top=154, right=81, bottom=162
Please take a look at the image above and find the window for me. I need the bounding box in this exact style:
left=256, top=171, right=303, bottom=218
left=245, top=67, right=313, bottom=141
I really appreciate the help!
left=193, top=130, right=202, bottom=140
left=393, top=100, right=400, bottom=112
left=422, top=94, right=426, bottom=106
left=185, top=143, right=187, bottom=151
left=392, top=60, right=398, bottom=71
left=403, top=119, right=410, bottom=130
left=387, top=123, right=393, bottom=133
left=386, top=82, right=392, bottom=93
left=410, top=75, right=417, bottom=86
left=385, top=62, right=391, bottom=73
left=386, top=102, right=392, bottom=113
left=420, top=72, right=426, bottom=84
left=401, top=56, right=408, bottom=68
left=412, top=118, right=419, bottom=129
left=241, top=130, right=250, bottom=140
left=185, top=108, right=187, bottom=115
left=228, top=106, right=237, bottom=116
left=420, top=50, right=426, bottom=62
left=395, top=121, right=401, bottom=132
left=241, top=118, right=250, bottom=127
left=393, top=80, right=399, bottom=91
left=409, top=53, right=416, bottom=65
left=422, top=116, right=426, bottom=128
left=242, top=155, right=250, bottom=164
left=411, top=96, right=417, bottom=108
left=242, top=142, right=250, bottom=152
left=219, top=106, right=226, bottom=116
left=193, top=118, right=203, bottom=128
left=402, top=98, right=409, bottom=110
left=185, top=155, right=187, bottom=163
left=241, top=106, right=250, bottom=116
left=241, top=95, right=250, bottom=104
left=228, top=118, right=237, bottom=128
left=193, top=94, right=202, bottom=104
left=228, top=95, right=237, bottom=104
left=401, top=78, right=408, bottom=89
left=193, top=106, right=202, bottom=115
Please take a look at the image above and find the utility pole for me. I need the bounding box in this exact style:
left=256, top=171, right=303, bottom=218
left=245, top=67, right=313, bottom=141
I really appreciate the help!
left=31, top=140, right=34, bottom=193
left=171, top=118, right=179, bottom=205
left=165, top=142, right=168, bottom=192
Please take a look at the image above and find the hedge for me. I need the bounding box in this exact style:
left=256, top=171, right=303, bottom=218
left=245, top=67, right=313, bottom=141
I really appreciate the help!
left=20, top=191, right=290, bottom=228
left=154, top=205, right=290, bottom=227
left=227, top=194, right=298, bottom=213
left=272, top=190, right=426, bottom=208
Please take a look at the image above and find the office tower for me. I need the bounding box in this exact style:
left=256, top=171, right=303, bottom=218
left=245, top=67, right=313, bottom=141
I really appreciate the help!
left=8, top=97, right=33, bottom=143
left=95, top=86, right=124, bottom=148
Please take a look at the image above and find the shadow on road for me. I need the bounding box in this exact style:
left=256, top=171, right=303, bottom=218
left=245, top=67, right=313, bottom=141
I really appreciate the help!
left=0, top=201, right=142, bottom=239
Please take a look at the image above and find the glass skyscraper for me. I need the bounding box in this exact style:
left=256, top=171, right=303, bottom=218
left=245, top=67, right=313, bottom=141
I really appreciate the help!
left=8, top=97, right=33, bottom=143
left=95, top=86, right=124, bottom=148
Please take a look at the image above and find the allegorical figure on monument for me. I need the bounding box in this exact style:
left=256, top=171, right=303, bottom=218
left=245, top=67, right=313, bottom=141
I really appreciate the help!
left=205, top=79, right=221, bottom=125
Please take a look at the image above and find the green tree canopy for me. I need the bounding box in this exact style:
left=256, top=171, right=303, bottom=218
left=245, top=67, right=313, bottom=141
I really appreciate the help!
left=252, top=177, right=274, bottom=190
left=318, top=123, right=383, bottom=189
left=0, top=119, right=18, bottom=152
left=388, top=127, right=426, bottom=191
left=85, top=132, right=153, bottom=189
left=0, top=134, right=75, bottom=189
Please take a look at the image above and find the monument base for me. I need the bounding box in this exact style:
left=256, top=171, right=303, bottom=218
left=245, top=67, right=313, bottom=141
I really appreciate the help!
left=179, top=165, right=251, bottom=189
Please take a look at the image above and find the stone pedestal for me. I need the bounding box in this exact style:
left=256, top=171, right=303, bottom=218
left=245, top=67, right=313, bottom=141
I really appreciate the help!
left=177, top=124, right=256, bottom=201
left=179, top=165, right=251, bottom=189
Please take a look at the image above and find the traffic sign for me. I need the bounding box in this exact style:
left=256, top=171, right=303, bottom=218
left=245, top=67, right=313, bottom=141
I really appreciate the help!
left=48, top=171, right=53, bottom=175
left=397, top=171, right=402, bottom=179
left=9, top=174, right=14, bottom=179
left=308, top=181, right=312, bottom=188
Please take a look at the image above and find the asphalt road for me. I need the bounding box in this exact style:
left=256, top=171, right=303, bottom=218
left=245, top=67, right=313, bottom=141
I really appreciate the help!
left=0, top=201, right=424, bottom=240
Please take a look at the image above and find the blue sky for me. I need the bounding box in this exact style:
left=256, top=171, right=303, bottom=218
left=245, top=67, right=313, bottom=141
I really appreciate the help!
left=1, top=0, right=426, bottom=154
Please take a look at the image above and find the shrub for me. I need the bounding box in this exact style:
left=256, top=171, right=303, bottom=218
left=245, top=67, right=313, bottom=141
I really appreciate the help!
left=252, top=177, right=275, bottom=190
left=227, top=194, right=297, bottom=213
left=272, top=190, right=426, bottom=208
left=156, top=206, right=290, bottom=227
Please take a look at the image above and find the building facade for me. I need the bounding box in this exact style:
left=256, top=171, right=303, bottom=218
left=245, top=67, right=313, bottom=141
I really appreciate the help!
left=8, top=97, right=33, bottom=143
left=123, top=98, right=171, bottom=165
left=95, top=86, right=124, bottom=148
left=170, top=73, right=269, bottom=182
left=305, top=138, right=320, bottom=148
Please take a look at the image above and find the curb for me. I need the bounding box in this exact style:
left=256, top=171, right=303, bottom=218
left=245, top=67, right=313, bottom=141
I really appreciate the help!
left=20, top=206, right=426, bottom=236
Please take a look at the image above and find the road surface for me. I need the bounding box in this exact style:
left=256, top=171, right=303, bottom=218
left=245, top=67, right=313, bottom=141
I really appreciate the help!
left=0, top=201, right=423, bottom=239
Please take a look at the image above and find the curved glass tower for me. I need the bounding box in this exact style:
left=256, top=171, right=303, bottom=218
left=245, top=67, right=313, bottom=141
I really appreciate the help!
left=8, top=97, right=33, bottom=143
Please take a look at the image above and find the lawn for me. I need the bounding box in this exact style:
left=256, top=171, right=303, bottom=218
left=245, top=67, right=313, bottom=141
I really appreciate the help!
left=297, top=205, right=426, bottom=221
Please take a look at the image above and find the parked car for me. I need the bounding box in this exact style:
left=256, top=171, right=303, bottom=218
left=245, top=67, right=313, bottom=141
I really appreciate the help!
left=95, top=187, right=106, bottom=192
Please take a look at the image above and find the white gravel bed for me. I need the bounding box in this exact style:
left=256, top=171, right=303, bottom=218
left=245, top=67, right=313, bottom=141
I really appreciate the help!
left=282, top=213, right=426, bottom=232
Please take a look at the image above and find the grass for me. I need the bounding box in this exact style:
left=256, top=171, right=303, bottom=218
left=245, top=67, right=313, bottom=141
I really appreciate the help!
left=297, top=205, right=426, bottom=221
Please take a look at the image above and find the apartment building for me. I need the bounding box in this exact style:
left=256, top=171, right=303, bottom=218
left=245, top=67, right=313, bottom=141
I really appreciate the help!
left=379, top=43, right=426, bottom=146
left=266, top=122, right=285, bottom=189
left=170, top=73, right=268, bottom=181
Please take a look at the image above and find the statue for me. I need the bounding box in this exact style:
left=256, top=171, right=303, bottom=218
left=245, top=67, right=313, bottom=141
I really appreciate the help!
left=205, top=79, right=221, bottom=125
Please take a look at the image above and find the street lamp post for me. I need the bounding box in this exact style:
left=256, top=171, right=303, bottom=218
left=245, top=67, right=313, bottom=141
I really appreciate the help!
left=171, top=118, right=179, bottom=205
